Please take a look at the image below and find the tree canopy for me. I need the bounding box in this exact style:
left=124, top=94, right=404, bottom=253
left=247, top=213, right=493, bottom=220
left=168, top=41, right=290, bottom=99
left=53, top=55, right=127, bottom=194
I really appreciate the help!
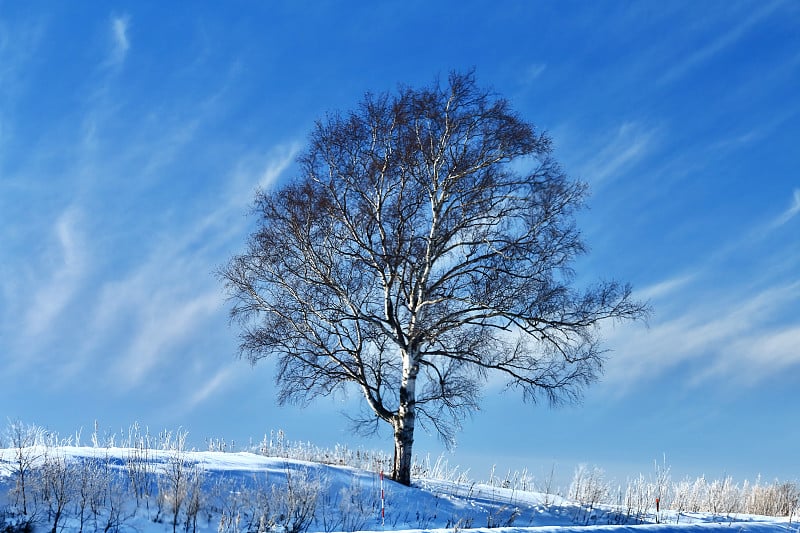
left=220, top=72, right=649, bottom=485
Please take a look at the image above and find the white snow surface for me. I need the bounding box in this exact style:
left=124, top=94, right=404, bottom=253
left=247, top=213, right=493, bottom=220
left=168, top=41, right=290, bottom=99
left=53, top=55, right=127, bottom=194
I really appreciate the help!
left=0, top=447, right=794, bottom=533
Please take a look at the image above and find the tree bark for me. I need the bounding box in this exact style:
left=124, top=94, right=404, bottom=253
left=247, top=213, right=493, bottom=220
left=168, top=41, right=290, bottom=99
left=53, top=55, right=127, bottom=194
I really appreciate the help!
left=392, top=357, right=418, bottom=486
left=392, top=421, right=414, bottom=486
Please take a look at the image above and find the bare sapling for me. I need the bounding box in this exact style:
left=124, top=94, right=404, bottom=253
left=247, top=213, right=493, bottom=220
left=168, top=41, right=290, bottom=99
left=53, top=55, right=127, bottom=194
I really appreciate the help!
left=537, top=464, right=559, bottom=509
left=40, top=449, right=75, bottom=533
left=570, top=464, right=609, bottom=525
left=6, top=420, right=46, bottom=518
left=156, top=429, right=192, bottom=533
left=671, top=477, right=692, bottom=524
left=183, top=462, right=204, bottom=533
left=276, top=464, right=319, bottom=533
left=125, top=422, right=156, bottom=509
left=212, top=476, right=251, bottom=533
left=333, top=476, right=375, bottom=532
left=652, top=456, right=671, bottom=524
left=75, top=457, right=105, bottom=533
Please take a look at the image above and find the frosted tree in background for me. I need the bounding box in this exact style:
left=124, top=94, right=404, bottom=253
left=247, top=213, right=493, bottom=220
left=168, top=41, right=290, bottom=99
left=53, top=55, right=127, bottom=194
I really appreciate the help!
left=220, top=71, right=648, bottom=485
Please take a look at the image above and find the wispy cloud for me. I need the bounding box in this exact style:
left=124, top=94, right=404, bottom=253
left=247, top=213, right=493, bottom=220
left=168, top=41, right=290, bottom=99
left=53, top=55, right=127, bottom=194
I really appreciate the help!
left=658, top=0, right=785, bottom=85
left=710, top=106, right=800, bottom=154
left=702, top=324, right=800, bottom=385
left=258, top=145, right=299, bottom=191
left=180, top=367, right=236, bottom=414
left=114, top=290, right=223, bottom=388
left=23, top=208, right=87, bottom=338
left=85, top=239, right=227, bottom=390
left=655, top=186, right=800, bottom=280
left=228, top=143, right=300, bottom=206
left=108, top=15, right=130, bottom=66
left=579, top=122, right=656, bottom=186
left=603, top=279, right=800, bottom=394
left=600, top=184, right=800, bottom=393
left=771, top=188, right=800, bottom=229
left=523, top=63, right=546, bottom=83
left=6, top=32, right=301, bottom=393
left=635, top=274, right=696, bottom=301
left=78, top=145, right=299, bottom=392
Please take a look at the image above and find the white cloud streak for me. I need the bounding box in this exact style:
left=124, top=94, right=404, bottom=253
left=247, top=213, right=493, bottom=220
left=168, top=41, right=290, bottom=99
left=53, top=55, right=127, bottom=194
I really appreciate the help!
left=108, top=15, right=130, bottom=66
left=82, top=145, right=299, bottom=391
left=23, top=208, right=87, bottom=338
left=579, top=122, right=655, bottom=186
left=659, top=0, right=785, bottom=85
left=115, top=290, right=223, bottom=388
left=771, top=188, right=800, bottom=229
left=635, top=274, right=696, bottom=301
left=523, top=63, right=546, bottom=82
left=600, top=186, right=800, bottom=393
left=5, top=32, right=300, bottom=393
left=604, top=277, right=800, bottom=393
left=710, top=324, right=800, bottom=385
left=181, top=367, right=235, bottom=414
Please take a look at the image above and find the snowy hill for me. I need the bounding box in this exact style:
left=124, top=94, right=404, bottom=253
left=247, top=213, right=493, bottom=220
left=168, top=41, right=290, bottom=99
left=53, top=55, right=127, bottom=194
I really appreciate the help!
left=1, top=444, right=796, bottom=533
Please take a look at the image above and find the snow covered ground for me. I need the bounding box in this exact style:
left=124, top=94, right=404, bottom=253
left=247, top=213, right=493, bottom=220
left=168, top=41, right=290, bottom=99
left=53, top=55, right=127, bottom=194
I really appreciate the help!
left=0, top=446, right=796, bottom=533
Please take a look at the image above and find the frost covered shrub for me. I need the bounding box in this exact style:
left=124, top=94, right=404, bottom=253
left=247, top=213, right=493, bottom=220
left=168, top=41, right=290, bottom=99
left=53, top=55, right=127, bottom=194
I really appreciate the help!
left=39, top=450, right=75, bottom=533
left=4, top=420, right=46, bottom=518
left=212, top=468, right=320, bottom=533
left=706, top=476, right=740, bottom=516
left=744, top=479, right=799, bottom=517
left=665, top=476, right=798, bottom=520
left=124, top=423, right=157, bottom=506
left=268, top=467, right=320, bottom=533
left=74, top=457, right=109, bottom=533
left=580, top=467, right=800, bottom=524
left=0, top=509, right=35, bottom=533
left=316, top=476, right=378, bottom=533
left=412, top=454, right=471, bottom=485
left=211, top=476, right=252, bottom=533
left=569, top=464, right=609, bottom=524
left=254, top=430, right=391, bottom=473
left=622, top=474, right=652, bottom=524
left=154, top=430, right=205, bottom=533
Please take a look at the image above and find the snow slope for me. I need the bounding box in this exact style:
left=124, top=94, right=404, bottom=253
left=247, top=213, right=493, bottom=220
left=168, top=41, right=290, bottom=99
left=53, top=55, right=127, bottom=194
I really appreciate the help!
left=0, top=447, right=795, bottom=533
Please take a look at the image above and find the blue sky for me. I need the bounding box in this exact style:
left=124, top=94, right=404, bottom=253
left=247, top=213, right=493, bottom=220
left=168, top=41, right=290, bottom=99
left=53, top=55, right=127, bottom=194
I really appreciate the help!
left=2, top=2, right=798, bottom=486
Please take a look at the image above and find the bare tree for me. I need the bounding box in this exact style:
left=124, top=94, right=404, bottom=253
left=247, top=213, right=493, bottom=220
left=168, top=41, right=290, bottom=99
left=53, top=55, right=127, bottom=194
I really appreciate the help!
left=75, top=456, right=106, bottom=533
left=156, top=429, right=193, bottom=533
left=6, top=419, right=46, bottom=517
left=40, top=449, right=76, bottom=533
left=220, top=71, right=648, bottom=485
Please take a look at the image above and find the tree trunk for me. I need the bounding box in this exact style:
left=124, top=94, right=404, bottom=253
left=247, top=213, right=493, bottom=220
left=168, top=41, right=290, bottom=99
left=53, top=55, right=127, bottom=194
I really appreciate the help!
left=392, top=357, right=418, bottom=486
left=392, top=418, right=414, bottom=486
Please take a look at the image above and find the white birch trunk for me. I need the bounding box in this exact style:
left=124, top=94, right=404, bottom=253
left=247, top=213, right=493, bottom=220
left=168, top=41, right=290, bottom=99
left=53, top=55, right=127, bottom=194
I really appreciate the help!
left=392, top=353, right=418, bottom=485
